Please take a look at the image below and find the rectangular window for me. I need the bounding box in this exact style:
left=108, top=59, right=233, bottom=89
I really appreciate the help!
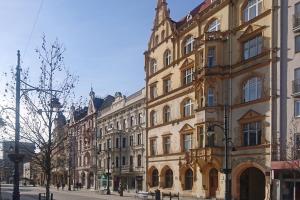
left=183, top=134, right=192, bottom=152
left=122, top=156, right=126, bottom=166
left=107, top=139, right=111, bottom=149
left=116, top=122, right=120, bottom=130
left=137, top=133, right=142, bottom=145
left=130, top=116, right=135, bottom=127
left=130, top=156, right=133, bottom=166
left=207, top=88, right=214, bottom=107
left=295, top=101, right=300, bottom=117
left=296, top=35, right=300, bottom=53
left=138, top=113, right=143, bottom=124
left=129, top=135, right=133, bottom=146
left=295, top=134, right=300, bottom=159
left=116, top=157, right=119, bottom=168
left=243, top=36, right=263, bottom=60
left=183, top=68, right=193, bottom=85
left=122, top=137, right=127, bottom=148
left=197, top=126, right=205, bottom=148
left=207, top=47, right=216, bottom=67
left=163, top=78, right=171, bottom=94
left=243, top=122, right=261, bottom=146
left=163, top=136, right=171, bottom=154
left=150, top=85, right=158, bottom=99
left=150, top=139, right=157, bottom=156
left=137, top=155, right=142, bottom=167
left=123, top=119, right=127, bottom=130
left=244, top=0, right=262, bottom=22
left=116, top=138, right=119, bottom=148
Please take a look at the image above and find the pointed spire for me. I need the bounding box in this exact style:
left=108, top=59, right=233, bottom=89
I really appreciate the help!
left=89, top=86, right=95, bottom=99
left=154, top=0, right=170, bottom=27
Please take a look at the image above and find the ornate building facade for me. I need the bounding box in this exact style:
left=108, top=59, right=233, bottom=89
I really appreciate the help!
left=145, top=0, right=276, bottom=199
left=68, top=89, right=114, bottom=189
left=271, top=0, right=300, bottom=199
left=96, top=88, right=146, bottom=192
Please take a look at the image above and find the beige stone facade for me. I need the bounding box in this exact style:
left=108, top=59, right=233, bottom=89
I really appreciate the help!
left=96, top=89, right=146, bottom=192
left=145, top=0, right=276, bottom=199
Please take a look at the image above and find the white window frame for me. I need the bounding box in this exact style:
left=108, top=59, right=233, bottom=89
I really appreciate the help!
left=151, top=111, right=157, bottom=126
left=183, top=99, right=193, bottom=117
left=165, top=50, right=172, bottom=66
left=243, top=122, right=261, bottom=146
left=207, top=88, right=214, bottom=106
left=295, top=100, right=300, bottom=117
left=207, top=47, right=216, bottom=67
left=184, top=36, right=194, bottom=55
left=243, top=36, right=263, bottom=60
left=150, top=60, right=157, bottom=74
left=184, top=68, right=193, bottom=85
left=243, top=77, right=262, bottom=102
left=243, top=0, right=263, bottom=22
left=207, top=19, right=220, bottom=32
left=164, top=106, right=171, bottom=122
left=184, top=134, right=192, bottom=152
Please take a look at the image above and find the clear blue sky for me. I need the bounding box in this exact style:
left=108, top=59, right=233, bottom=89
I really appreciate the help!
left=0, top=0, right=201, bottom=99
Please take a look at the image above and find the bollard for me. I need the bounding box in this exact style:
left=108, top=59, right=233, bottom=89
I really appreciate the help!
left=155, top=189, right=161, bottom=200
left=51, top=193, right=53, bottom=200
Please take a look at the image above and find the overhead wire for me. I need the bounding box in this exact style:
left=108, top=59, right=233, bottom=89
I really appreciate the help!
left=23, top=0, right=45, bottom=62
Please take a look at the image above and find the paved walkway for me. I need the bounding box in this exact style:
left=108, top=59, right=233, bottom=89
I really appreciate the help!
left=0, top=184, right=213, bottom=200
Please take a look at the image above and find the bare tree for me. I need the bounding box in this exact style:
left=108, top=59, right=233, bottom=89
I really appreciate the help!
left=0, top=35, right=77, bottom=200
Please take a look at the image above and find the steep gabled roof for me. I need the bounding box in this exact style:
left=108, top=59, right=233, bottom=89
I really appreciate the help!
left=175, top=0, right=210, bottom=28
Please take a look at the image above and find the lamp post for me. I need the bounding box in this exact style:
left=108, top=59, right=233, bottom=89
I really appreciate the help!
left=7, top=50, right=63, bottom=200
left=106, top=148, right=111, bottom=195
left=207, top=105, right=231, bottom=200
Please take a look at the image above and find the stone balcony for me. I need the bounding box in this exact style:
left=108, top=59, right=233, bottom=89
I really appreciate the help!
left=190, top=147, right=223, bottom=164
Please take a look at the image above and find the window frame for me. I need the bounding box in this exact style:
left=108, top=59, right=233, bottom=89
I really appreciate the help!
left=163, top=105, right=171, bottom=123
left=164, top=50, right=172, bottom=67
left=183, top=99, right=193, bottom=117
left=295, top=35, right=300, bottom=53
left=165, top=169, right=174, bottom=188
left=243, top=121, right=262, bottom=146
left=183, top=36, right=195, bottom=55
left=207, top=19, right=220, bottom=32
left=163, top=136, right=171, bottom=154
left=295, top=100, right=300, bottom=117
left=243, top=77, right=262, bottom=103
left=183, top=133, right=192, bottom=152
left=243, top=0, right=263, bottom=22
left=183, top=68, right=194, bottom=85
left=243, top=35, right=263, bottom=60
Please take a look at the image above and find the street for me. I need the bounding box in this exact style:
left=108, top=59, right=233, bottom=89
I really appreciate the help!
left=0, top=184, right=137, bottom=200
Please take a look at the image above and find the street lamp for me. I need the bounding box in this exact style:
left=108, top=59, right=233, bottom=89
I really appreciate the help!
left=206, top=105, right=232, bottom=200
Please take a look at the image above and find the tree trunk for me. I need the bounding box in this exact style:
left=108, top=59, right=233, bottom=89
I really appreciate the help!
left=46, top=171, right=51, bottom=200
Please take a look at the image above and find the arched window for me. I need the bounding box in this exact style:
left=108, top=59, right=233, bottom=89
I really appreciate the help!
left=164, top=50, right=172, bottom=67
left=163, top=106, right=171, bottom=123
left=150, top=111, right=157, bottom=126
left=243, top=77, right=262, bottom=102
left=165, top=169, right=173, bottom=188
left=183, top=36, right=195, bottom=55
left=207, top=19, right=220, bottom=32
left=185, top=169, right=193, bottom=190
left=150, top=59, right=157, bottom=75
left=183, top=99, right=193, bottom=117
left=243, top=0, right=263, bottom=22
left=152, top=169, right=159, bottom=187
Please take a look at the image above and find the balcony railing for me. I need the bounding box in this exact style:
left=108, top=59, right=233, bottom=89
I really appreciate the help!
left=293, top=79, right=300, bottom=96
left=190, top=147, right=223, bottom=163
left=293, top=14, right=300, bottom=32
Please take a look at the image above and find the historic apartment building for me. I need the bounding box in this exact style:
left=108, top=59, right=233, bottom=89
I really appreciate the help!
left=68, top=89, right=114, bottom=190
left=96, top=88, right=146, bottom=192
left=145, top=0, right=275, bottom=199
left=271, top=0, right=300, bottom=199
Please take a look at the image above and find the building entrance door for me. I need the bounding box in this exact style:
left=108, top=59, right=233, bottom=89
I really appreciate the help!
left=209, top=168, right=218, bottom=197
left=240, top=167, right=265, bottom=200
